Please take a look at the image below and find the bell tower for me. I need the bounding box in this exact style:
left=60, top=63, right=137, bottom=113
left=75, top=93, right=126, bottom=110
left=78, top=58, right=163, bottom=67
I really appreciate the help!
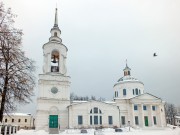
left=36, top=8, right=70, bottom=133
left=43, top=8, right=67, bottom=75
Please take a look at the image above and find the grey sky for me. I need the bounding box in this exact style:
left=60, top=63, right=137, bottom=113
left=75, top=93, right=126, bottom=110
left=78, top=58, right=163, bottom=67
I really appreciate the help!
left=3, top=0, right=180, bottom=114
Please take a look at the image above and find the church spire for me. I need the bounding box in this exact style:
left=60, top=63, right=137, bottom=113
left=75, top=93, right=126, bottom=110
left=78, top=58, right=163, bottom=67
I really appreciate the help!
left=49, top=7, right=62, bottom=42
left=54, top=8, right=58, bottom=27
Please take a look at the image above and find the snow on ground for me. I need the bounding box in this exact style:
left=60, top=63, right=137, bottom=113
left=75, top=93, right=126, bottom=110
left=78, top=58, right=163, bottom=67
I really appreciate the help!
left=15, top=126, right=180, bottom=135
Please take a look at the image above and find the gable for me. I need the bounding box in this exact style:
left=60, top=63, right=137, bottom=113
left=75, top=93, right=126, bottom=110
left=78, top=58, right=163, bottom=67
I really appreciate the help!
left=130, top=93, right=162, bottom=103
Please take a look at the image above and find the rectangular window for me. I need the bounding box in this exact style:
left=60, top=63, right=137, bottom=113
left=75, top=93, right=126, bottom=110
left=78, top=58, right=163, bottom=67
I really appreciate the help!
left=94, top=116, right=98, bottom=125
left=152, top=106, right=156, bottom=111
left=12, top=119, right=14, bottom=122
left=133, top=89, right=135, bottom=95
left=153, top=116, right=157, bottom=125
left=121, top=116, right=125, bottom=125
left=25, top=119, right=27, bottom=122
left=100, top=116, right=102, bottom=125
left=90, top=116, right=92, bottom=125
left=135, top=116, right=139, bottom=125
left=123, top=89, right=126, bottom=96
left=18, top=119, right=21, bottom=122
left=134, top=105, right=138, bottom=110
left=108, top=116, right=113, bottom=125
left=143, top=105, right=147, bottom=110
left=78, top=115, right=83, bottom=125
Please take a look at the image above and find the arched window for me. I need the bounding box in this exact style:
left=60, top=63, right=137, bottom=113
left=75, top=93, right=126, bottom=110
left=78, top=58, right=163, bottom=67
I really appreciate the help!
left=123, top=89, right=126, bottom=96
left=51, top=50, right=59, bottom=72
left=94, top=107, right=98, bottom=113
left=5, top=119, right=7, bottom=122
left=89, top=107, right=102, bottom=125
left=133, top=89, right=135, bottom=95
left=54, top=32, right=57, bottom=37
left=135, top=88, right=138, bottom=95
left=99, top=109, right=102, bottom=114
left=115, top=91, right=118, bottom=97
left=139, top=89, right=141, bottom=94
left=90, top=109, right=92, bottom=113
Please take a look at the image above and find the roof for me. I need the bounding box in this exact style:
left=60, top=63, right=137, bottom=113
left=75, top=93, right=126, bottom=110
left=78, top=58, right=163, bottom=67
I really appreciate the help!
left=123, top=65, right=131, bottom=71
left=4, top=113, right=31, bottom=116
left=68, top=100, right=117, bottom=107
left=117, top=76, right=139, bottom=82
left=175, top=116, right=180, bottom=119
left=114, top=75, right=144, bottom=87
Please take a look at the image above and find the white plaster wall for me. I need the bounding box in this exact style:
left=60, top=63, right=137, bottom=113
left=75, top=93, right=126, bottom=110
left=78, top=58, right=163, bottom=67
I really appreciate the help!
left=69, top=101, right=119, bottom=128
left=114, top=81, right=144, bottom=99
left=38, top=75, right=70, bottom=100
left=3, top=115, right=33, bottom=129
left=36, top=99, right=70, bottom=131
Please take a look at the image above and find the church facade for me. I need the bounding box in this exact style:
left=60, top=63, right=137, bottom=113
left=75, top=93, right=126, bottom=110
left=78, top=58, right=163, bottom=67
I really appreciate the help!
left=35, top=8, right=166, bottom=133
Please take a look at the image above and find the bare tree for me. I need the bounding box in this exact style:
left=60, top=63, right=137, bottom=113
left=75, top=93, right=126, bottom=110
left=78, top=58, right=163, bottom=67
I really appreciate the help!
left=70, top=92, right=106, bottom=102
left=0, top=2, right=36, bottom=122
left=165, top=103, right=177, bottom=125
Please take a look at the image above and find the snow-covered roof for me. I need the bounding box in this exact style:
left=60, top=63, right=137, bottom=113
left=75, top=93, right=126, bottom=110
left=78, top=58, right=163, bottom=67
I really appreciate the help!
left=72, top=101, right=88, bottom=103
left=117, top=76, right=139, bottom=82
left=175, top=115, right=180, bottom=119
left=104, top=101, right=116, bottom=104
left=114, top=75, right=144, bottom=87
left=4, top=113, right=31, bottom=116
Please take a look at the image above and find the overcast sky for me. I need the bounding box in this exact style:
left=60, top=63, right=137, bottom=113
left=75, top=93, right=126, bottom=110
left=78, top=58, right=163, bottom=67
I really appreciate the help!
left=3, top=0, right=180, bottom=114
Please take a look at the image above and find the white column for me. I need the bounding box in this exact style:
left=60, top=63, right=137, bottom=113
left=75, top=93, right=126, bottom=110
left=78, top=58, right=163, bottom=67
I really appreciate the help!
left=149, top=105, right=153, bottom=127
left=131, top=104, right=134, bottom=127
left=141, top=104, right=144, bottom=127
left=4, top=126, right=7, bottom=135
left=13, top=126, right=15, bottom=135
left=63, top=57, right=67, bottom=75
left=0, top=125, right=2, bottom=134
left=158, top=105, right=162, bottom=127
left=9, top=126, right=11, bottom=135
left=59, top=54, right=63, bottom=74
left=48, top=53, right=51, bottom=72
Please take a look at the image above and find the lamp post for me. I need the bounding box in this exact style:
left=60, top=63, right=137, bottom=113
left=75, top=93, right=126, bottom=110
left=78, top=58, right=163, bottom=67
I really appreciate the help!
left=128, top=121, right=130, bottom=131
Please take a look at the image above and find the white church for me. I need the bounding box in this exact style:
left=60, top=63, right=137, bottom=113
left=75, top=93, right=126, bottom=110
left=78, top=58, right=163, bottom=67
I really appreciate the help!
left=35, top=8, right=166, bottom=133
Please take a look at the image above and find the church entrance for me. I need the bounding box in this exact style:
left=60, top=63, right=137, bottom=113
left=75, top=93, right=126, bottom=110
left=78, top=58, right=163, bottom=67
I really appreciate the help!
left=144, top=116, right=149, bottom=126
left=49, top=115, right=58, bottom=128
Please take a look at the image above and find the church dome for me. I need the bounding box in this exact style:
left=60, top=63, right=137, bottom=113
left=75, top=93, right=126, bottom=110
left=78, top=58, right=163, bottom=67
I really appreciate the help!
left=113, top=62, right=144, bottom=99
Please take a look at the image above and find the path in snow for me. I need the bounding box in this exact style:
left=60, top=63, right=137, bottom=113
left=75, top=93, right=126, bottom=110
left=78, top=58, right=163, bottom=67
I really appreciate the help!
left=15, top=127, right=180, bottom=135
